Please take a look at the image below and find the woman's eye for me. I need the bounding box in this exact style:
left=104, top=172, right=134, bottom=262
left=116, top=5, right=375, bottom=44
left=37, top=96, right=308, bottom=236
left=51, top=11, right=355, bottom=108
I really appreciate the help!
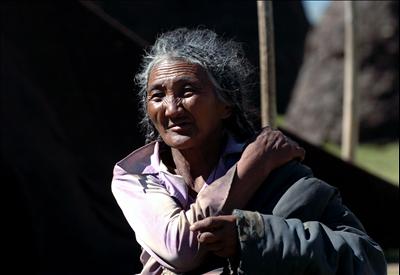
left=183, top=92, right=193, bottom=97
left=183, top=88, right=195, bottom=97
left=149, top=92, right=164, bottom=102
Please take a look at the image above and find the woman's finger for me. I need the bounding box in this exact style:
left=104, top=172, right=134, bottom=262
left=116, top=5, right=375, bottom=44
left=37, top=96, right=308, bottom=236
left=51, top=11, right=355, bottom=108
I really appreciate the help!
left=197, top=232, right=219, bottom=244
left=190, top=217, right=223, bottom=232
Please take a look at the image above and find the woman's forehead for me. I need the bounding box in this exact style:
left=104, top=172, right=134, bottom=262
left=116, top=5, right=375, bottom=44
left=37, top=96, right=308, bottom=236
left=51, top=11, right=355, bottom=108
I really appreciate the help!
left=148, top=59, right=211, bottom=87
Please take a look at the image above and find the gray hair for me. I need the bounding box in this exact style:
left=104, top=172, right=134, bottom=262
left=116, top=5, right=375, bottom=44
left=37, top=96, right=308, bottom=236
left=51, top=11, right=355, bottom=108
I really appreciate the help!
left=135, top=27, right=256, bottom=143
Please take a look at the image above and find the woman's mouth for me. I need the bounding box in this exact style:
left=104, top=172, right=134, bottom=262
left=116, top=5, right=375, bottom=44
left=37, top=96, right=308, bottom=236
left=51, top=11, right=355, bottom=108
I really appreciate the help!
left=167, top=122, right=192, bottom=132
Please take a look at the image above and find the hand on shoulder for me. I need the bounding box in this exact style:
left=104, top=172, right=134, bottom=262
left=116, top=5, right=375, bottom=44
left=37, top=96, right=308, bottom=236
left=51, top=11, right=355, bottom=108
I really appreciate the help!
left=237, top=126, right=305, bottom=181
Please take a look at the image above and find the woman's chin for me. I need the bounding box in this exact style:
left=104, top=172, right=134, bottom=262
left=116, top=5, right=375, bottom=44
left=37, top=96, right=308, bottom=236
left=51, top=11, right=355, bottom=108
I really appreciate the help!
left=163, top=135, right=195, bottom=150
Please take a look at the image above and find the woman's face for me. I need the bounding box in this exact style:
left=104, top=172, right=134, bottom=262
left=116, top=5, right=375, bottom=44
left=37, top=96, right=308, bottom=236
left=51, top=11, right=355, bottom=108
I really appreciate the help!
left=146, top=59, right=231, bottom=150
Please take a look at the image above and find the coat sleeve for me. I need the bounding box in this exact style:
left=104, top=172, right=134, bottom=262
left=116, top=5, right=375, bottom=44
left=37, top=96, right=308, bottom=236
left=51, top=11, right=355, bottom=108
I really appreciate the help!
left=232, top=177, right=387, bottom=275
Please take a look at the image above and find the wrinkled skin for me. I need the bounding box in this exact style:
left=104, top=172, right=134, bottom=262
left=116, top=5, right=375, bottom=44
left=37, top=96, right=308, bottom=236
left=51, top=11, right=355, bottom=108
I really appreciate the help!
left=147, top=59, right=231, bottom=151
left=237, top=126, right=305, bottom=183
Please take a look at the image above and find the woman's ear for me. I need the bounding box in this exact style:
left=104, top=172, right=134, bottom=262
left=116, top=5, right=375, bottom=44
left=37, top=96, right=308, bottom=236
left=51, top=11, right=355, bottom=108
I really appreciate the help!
left=221, top=104, right=232, bottom=119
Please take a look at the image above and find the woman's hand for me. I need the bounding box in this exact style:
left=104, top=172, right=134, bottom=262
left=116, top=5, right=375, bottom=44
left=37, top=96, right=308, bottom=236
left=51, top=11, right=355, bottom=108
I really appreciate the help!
left=190, top=215, right=238, bottom=258
left=237, top=127, right=305, bottom=182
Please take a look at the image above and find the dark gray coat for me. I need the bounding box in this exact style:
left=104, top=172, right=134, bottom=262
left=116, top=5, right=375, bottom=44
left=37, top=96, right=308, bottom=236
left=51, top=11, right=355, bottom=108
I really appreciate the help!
left=232, top=161, right=387, bottom=275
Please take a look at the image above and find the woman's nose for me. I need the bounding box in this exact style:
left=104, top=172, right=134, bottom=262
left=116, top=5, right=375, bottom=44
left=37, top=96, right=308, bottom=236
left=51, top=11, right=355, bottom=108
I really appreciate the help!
left=164, top=96, right=182, bottom=117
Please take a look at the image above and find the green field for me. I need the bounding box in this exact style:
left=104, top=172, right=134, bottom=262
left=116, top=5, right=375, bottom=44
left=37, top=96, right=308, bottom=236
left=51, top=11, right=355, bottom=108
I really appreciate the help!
left=323, top=141, right=399, bottom=185
left=278, top=114, right=399, bottom=185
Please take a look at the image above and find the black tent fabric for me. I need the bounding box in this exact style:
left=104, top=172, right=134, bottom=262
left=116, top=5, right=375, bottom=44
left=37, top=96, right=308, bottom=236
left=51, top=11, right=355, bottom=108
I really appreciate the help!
left=1, top=2, right=143, bottom=273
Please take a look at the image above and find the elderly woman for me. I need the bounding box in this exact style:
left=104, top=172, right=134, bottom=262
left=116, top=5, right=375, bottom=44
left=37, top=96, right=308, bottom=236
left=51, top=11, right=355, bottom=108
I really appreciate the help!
left=111, top=28, right=386, bottom=275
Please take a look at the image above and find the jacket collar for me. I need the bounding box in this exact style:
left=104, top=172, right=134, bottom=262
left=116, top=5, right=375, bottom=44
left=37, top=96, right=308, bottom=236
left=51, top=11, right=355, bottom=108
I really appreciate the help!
left=116, top=133, right=245, bottom=175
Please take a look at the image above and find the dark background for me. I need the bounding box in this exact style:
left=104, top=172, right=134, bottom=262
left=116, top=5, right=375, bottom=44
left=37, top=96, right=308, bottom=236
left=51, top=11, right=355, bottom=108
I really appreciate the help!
left=1, top=2, right=397, bottom=274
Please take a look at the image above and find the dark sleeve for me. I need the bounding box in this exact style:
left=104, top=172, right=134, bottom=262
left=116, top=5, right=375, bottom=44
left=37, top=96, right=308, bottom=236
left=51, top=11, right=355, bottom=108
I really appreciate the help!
left=232, top=177, right=387, bottom=275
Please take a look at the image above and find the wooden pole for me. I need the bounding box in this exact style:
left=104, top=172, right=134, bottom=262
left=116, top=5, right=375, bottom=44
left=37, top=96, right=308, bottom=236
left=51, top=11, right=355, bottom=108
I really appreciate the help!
left=257, top=1, right=277, bottom=128
left=341, top=1, right=359, bottom=161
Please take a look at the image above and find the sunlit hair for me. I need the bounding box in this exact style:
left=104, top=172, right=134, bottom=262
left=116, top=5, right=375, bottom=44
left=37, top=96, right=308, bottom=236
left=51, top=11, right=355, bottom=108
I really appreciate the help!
left=135, top=27, right=256, bottom=143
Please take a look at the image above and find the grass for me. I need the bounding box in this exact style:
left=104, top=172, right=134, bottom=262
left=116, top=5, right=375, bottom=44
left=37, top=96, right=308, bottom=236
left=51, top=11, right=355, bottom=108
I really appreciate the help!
left=277, top=114, right=399, bottom=185
left=323, top=141, right=399, bottom=185
left=388, top=263, right=399, bottom=275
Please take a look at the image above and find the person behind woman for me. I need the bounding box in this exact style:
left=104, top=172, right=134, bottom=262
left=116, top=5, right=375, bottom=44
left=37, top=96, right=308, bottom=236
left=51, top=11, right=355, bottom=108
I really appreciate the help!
left=111, top=28, right=386, bottom=274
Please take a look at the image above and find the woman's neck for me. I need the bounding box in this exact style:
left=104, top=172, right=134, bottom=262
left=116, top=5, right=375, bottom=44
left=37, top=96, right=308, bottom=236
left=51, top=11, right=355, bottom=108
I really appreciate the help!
left=169, top=132, right=226, bottom=193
